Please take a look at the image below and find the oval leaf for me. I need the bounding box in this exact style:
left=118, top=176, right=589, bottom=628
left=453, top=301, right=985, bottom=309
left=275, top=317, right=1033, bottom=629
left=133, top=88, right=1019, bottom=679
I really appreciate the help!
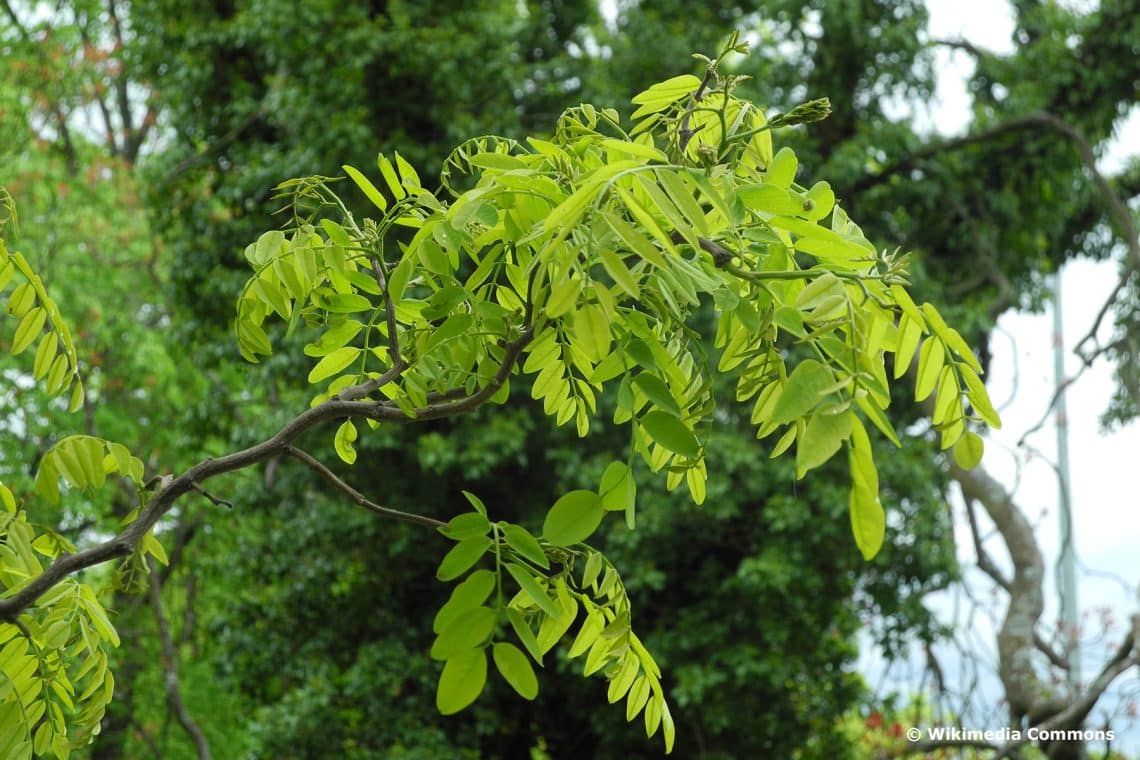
left=493, top=642, right=539, bottom=700
left=436, top=649, right=487, bottom=715
left=431, top=606, right=497, bottom=660
left=541, top=490, right=604, bottom=547
left=308, top=346, right=361, bottom=383
left=436, top=536, right=490, bottom=582
left=952, top=431, right=985, bottom=470
left=640, top=411, right=701, bottom=459
left=502, top=524, right=549, bottom=569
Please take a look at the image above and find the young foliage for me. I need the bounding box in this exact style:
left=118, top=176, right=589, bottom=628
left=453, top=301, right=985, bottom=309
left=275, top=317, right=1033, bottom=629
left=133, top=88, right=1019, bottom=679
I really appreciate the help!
left=0, top=206, right=84, bottom=413
left=225, top=34, right=999, bottom=749
left=0, top=34, right=1000, bottom=756
left=0, top=484, right=119, bottom=760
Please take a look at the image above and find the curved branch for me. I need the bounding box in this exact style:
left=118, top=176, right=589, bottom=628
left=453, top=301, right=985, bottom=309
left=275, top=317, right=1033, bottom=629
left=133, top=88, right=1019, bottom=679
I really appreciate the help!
left=0, top=328, right=534, bottom=621
left=992, top=615, right=1140, bottom=759
left=285, top=445, right=445, bottom=529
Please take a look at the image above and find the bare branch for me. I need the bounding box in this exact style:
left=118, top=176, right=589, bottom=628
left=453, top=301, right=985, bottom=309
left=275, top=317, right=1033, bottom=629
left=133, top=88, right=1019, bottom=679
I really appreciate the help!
left=190, top=482, right=233, bottom=510
left=929, top=37, right=998, bottom=61
left=147, top=558, right=211, bottom=760
left=992, top=615, right=1140, bottom=759
left=285, top=445, right=445, bottom=530
left=158, top=106, right=266, bottom=186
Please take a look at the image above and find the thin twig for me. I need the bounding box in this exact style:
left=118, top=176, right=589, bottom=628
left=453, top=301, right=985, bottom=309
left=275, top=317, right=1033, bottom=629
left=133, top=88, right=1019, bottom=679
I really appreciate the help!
left=285, top=445, right=445, bottom=529
left=190, top=482, right=232, bottom=510
left=147, top=558, right=211, bottom=760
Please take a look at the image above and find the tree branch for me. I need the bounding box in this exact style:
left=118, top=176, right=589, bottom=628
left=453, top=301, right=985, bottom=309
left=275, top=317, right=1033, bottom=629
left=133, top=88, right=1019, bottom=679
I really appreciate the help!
left=147, top=558, right=211, bottom=760
left=1, top=0, right=79, bottom=174
left=285, top=445, right=445, bottom=529
left=992, top=615, right=1140, bottom=759
left=0, top=328, right=534, bottom=621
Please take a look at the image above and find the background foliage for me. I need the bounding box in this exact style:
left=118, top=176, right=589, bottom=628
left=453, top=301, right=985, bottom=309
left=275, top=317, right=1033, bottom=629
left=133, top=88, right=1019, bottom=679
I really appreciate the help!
left=1, top=1, right=1137, bottom=758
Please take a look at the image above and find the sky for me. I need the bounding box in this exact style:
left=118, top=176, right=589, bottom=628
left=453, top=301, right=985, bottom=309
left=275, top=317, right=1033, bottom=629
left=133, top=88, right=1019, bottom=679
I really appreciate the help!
left=858, top=0, right=1140, bottom=752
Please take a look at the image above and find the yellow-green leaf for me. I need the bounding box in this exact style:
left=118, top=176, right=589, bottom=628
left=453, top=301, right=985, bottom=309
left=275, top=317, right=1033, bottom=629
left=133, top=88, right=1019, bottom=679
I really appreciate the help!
left=541, top=490, right=604, bottom=547
left=11, top=306, right=47, bottom=355
left=640, top=411, right=701, bottom=458
left=342, top=164, right=387, bottom=211
left=308, top=346, right=361, bottom=384
left=915, top=338, right=945, bottom=402
left=796, top=411, right=853, bottom=478
left=436, top=648, right=487, bottom=715
left=953, top=431, right=985, bottom=469
left=333, top=419, right=358, bottom=464
left=493, top=642, right=539, bottom=700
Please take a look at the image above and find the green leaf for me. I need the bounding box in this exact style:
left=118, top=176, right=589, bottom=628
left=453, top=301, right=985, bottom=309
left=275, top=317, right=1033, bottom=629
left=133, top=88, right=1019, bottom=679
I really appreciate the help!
left=599, top=461, right=636, bottom=512
left=599, top=249, right=640, bottom=297
left=738, top=184, right=803, bottom=216
left=504, top=563, right=560, bottom=618
left=431, top=606, right=497, bottom=660
left=796, top=411, right=853, bottom=477
left=661, top=701, right=676, bottom=753
left=961, top=366, right=1002, bottom=429
left=546, top=276, right=580, bottom=318
left=502, top=524, right=549, bottom=569
left=632, top=373, right=681, bottom=415
left=436, top=649, right=487, bottom=715
left=6, top=282, right=35, bottom=317
left=770, top=360, right=833, bottom=426
left=541, top=490, right=604, bottom=547
left=848, top=421, right=884, bottom=560
left=32, top=332, right=58, bottom=380
left=11, top=306, right=46, bottom=355
left=462, top=490, right=488, bottom=517
left=573, top=304, right=611, bottom=363
left=640, top=411, right=701, bottom=459
left=803, top=181, right=835, bottom=221
left=568, top=609, right=604, bottom=658
left=626, top=675, right=651, bottom=721
left=915, top=338, right=945, bottom=402
left=766, top=147, right=798, bottom=188
left=377, top=154, right=407, bottom=200
left=436, top=536, right=491, bottom=582
left=507, top=609, right=544, bottom=664
left=894, top=315, right=924, bottom=379
left=953, top=431, right=985, bottom=469
left=849, top=483, right=884, bottom=561
left=307, top=346, right=361, bottom=383
left=433, top=570, right=496, bottom=634
left=333, top=420, right=357, bottom=464
left=305, top=320, right=364, bottom=357
left=342, top=164, right=388, bottom=211
left=921, top=303, right=983, bottom=373
left=439, top=512, right=491, bottom=541
left=493, top=642, right=539, bottom=700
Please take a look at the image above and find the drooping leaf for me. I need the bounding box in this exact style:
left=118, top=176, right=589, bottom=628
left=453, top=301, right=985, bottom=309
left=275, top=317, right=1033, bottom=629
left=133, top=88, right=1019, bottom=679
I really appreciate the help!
left=493, top=642, right=539, bottom=700
left=769, top=360, right=833, bottom=426
left=436, top=649, right=487, bottom=715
